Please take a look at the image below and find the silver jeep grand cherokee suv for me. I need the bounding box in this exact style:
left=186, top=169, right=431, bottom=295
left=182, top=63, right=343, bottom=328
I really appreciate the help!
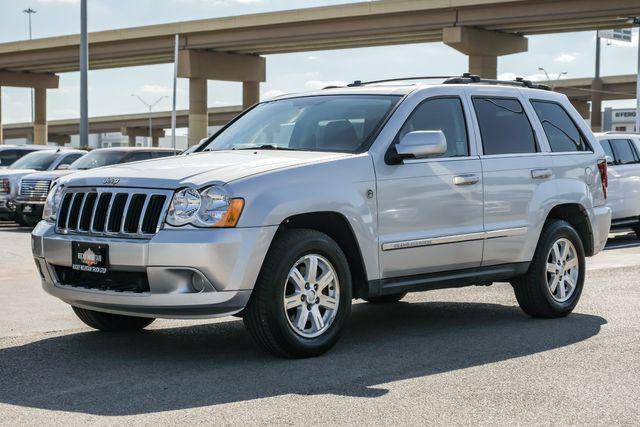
left=32, top=75, right=611, bottom=358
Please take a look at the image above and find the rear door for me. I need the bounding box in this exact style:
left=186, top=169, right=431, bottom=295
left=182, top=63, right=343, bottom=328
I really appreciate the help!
left=375, top=88, right=484, bottom=278
left=608, top=138, right=640, bottom=220
left=466, top=87, right=554, bottom=266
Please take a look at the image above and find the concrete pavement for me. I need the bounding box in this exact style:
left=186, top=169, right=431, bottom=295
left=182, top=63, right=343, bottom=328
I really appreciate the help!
left=0, top=222, right=638, bottom=425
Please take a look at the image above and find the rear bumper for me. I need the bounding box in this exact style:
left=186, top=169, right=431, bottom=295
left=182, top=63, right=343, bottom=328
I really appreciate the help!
left=591, top=205, right=612, bottom=255
left=31, top=222, right=278, bottom=319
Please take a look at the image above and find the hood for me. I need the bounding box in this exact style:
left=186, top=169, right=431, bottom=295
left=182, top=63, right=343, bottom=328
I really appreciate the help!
left=0, top=169, right=36, bottom=180
left=23, top=169, right=74, bottom=181
left=59, top=150, right=351, bottom=189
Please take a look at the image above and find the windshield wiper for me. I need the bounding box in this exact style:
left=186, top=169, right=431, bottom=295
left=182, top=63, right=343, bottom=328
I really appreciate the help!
left=233, top=144, right=295, bottom=151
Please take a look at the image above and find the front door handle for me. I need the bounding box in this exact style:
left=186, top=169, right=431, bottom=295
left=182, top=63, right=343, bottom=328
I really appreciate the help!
left=453, top=174, right=480, bottom=186
left=531, top=169, right=553, bottom=179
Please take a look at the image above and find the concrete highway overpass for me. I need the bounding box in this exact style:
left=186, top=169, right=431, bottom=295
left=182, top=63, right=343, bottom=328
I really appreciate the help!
left=1, top=0, right=639, bottom=145
left=2, top=106, right=242, bottom=146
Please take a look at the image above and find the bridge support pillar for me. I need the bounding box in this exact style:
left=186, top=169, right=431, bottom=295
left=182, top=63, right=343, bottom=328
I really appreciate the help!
left=0, top=86, right=3, bottom=145
left=188, top=77, right=208, bottom=148
left=33, top=88, right=47, bottom=145
left=443, top=27, right=528, bottom=80
left=49, top=134, right=70, bottom=146
left=571, top=100, right=590, bottom=120
left=128, top=134, right=136, bottom=147
left=590, top=78, right=603, bottom=131
left=178, top=50, right=265, bottom=146
left=243, top=81, right=260, bottom=110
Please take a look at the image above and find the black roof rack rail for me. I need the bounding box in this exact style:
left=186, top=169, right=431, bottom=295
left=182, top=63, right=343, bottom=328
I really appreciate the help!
left=346, top=76, right=455, bottom=87
left=337, top=73, right=551, bottom=91
left=443, top=73, right=551, bottom=90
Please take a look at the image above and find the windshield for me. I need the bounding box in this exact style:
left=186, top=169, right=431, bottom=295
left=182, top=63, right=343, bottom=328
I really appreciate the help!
left=9, top=151, right=57, bottom=171
left=70, top=150, right=128, bottom=170
left=203, top=95, right=401, bottom=153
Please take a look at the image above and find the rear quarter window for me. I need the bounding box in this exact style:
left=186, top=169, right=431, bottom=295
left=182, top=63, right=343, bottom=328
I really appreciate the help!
left=530, top=100, right=590, bottom=152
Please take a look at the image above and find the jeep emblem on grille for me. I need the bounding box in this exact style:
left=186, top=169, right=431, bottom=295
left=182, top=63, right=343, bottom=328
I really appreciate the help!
left=103, top=177, right=120, bottom=186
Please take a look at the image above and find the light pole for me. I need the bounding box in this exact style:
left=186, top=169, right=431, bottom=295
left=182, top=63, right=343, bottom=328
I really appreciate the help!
left=537, top=67, right=567, bottom=89
left=131, top=95, right=167, bottom=146
left=630, top=18, right=640, bottom=133
left=79, top=0, right=88, bottom=148
left=22, top=8, right=36, bottom=130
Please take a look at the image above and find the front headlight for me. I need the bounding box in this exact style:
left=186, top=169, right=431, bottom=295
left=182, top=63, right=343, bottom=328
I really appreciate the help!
left=166, top=186, right=244, bottom=228
left=43, top=184, right=64, bottom=222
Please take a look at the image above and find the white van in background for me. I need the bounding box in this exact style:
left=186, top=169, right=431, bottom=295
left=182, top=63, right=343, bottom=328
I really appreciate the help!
left=595, top=133, right=640, bottom=238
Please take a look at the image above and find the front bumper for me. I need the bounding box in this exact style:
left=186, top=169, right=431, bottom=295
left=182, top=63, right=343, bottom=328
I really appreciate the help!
left=16, top=200, right=44, bottom=218
left=31, top=222, right=278, bottom=319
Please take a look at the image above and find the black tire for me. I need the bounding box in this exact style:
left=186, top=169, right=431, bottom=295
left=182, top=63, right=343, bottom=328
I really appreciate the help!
left=243, top=228, right=352, bottom=358
left=72, top=306, right=155, bottom=332
left=512, top=219, right=585, bottom=318
left=363, top=292, right=407, bottom=304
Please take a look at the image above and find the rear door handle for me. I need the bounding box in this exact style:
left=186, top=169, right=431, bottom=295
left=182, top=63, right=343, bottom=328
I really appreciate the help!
left=453, top=174, right=480, bottom=186
left=531, top=169, right=553, bottom=179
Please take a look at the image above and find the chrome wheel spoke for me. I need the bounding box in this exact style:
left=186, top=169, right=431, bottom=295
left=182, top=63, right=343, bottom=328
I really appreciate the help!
left=549, top=275, right=560, bottom=293
left=295, top=306, right=310, bottom=330
left=318, top=294, right=337, bottom=310
left=316, top=270, right=335, bottom=292
left=289, top=267, right=306, bottom=292
left=285, top=294, right=303, bottom=310
left=564, top=275, right=576, bottom=292
left=310, top=306, right=325, bottom=331
left=565, top=257, right=579, bottom=270
left=547, top=263, right=557, bottom=273
left=558, top=279, right=567, bottom=299
left=305, top=256, right=319, bottom=283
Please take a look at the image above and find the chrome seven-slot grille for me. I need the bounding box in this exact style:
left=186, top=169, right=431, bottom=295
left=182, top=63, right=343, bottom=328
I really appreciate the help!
left=20, top=179, right=51, bottom=200
left=56, top=187, right=172, bottom=238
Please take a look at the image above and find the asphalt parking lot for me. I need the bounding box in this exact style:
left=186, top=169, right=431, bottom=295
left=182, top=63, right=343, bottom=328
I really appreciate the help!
left=0, top=220, right=639, bottom=425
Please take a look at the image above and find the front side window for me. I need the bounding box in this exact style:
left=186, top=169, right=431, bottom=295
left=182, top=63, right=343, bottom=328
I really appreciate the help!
left=57, top=153, right=84, bottom=169
left=203, top=95, right=401, bottom=153
left=125, top=152, right=153, bottom=163
left=397, top=97, right=469, bottom=158
left=473, top=97, right=537, bottom=155
left=9, top=151, right=57, bottom=171
left=610, top=139, right=639, bottom=165
left=530, top=101, right=589, bottom=152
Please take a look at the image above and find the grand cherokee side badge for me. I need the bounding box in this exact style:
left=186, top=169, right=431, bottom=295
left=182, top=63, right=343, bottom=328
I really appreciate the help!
left=103, top=177, right=120, bottom=186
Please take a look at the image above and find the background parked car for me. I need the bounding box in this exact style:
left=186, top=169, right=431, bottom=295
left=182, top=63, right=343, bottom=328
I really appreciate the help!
left=0, top=148, right=86, bottom=225
left=15, top=147, right=177, bottom=226
left=0, top=145, right=52, bottom=169
left=595, top=132, right=640, bottom=237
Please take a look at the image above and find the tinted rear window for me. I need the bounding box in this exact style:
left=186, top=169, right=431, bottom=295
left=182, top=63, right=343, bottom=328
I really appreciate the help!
left=610, top=139, right=639, bottom=164
left=530, top=101, right=590, bottom=152
left=472, top=97, right=537, bottom=155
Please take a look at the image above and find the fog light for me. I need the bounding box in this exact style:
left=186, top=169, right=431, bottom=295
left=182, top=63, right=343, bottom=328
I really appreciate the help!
left=6, top=200, right=16, bottom=212
left=191, top=273, right=207, bottom=293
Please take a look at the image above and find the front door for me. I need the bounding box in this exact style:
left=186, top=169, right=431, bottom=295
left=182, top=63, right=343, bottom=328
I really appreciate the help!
left=375, top=93, right=484, bottom=279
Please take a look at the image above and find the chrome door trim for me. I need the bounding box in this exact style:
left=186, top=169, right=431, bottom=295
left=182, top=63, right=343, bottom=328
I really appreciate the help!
left=381, top=227, right=528, bottom=251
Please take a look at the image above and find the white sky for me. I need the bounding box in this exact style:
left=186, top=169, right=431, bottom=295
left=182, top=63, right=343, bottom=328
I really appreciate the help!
left=0, top=0, right=638, bottom=124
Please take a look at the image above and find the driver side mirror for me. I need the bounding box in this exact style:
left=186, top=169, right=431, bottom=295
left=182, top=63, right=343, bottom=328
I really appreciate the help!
left=605, top=155, right=614, bottom=165
left=387, top=130, right=447, bottom=164
left=57, top=164, right=70, bottom=170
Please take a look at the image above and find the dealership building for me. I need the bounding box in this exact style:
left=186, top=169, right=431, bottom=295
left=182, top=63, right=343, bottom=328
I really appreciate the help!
left=603, top=108, right=638, bottom=133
